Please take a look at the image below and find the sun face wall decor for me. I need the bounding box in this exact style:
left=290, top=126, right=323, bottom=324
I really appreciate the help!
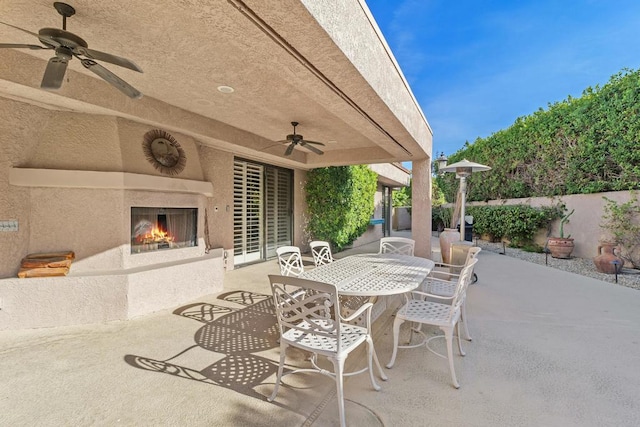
left=142, top=129, right=187, bottom=175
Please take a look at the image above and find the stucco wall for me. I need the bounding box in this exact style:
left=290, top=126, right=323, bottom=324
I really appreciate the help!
left=0, top=98, right=55, bottom=277
left=293, top=169, right=309, bottom=251
left=1, top=104, right=211, bottom=275
left=393, top=207, right=411, bottom=231
left=199, top=146, right=234, bottom=265
left=467, top=191, right=636, bottom=259
left=0, top=100, right=228, bottom=329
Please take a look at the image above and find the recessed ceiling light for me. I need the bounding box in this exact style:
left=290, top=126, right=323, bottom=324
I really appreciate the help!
left=327, top=140, right=338, bottom=144
left=217, top=85, right=235, bottom=93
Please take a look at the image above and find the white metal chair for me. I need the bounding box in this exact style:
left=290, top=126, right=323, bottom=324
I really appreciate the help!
left=275, top=246, right=304, bottom=277
left=310, top=240, right=334, bottom=267
left=268, top=275, right=386, bottom=427
left=387, top=258, right=478, bottom=389
left=379, top=236, right=415, bottom=255
left=422, top=247, right=481, bottom=341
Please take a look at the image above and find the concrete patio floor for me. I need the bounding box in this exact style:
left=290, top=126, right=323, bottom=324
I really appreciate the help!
left=2, top=234, right=640, bottom=426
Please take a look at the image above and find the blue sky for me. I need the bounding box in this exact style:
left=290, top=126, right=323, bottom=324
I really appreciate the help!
left=365, top=0, right=640, bottom=164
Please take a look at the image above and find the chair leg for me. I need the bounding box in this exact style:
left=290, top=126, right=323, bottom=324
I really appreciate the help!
left=386, top=317, right=404, bottom=368
left=461, top=301, right=473, bottom=341
left=330, top=356, right=348, bottom=427
left=442, top=326, right=460, bottom=389
left=366, top=337, right=384, bottom=387
left=268, top=342, right=287, bottom=401
left=456, top=321, right=466, bottom=357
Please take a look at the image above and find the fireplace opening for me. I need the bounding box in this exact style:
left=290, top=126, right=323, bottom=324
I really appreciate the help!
left=131, top=207, right=198, bottom=253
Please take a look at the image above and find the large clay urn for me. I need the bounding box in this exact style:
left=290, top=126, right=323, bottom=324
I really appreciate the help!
left=547, top=237, right=574, bottom=259
left=439, top=228, right=460, bottom=264
left=593, top=242, right=623, bottom=274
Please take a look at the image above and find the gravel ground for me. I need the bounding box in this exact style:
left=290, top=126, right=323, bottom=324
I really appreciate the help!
left=475, top=239, right=640, bottom=290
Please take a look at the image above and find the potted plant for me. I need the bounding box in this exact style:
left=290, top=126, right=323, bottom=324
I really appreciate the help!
left=598, top=193, right=640, bottom=269
left=436, top=206, right=460, bottom=264
left=547, top=208, right=575, bottom=259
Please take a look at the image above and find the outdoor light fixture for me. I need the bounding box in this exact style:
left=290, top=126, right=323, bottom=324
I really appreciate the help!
left=435, top=152, right=448, bottom=174
left=439, top=158, right=491, bottom=241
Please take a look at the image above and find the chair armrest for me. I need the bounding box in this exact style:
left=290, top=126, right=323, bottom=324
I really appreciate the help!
left=433, top=261, right=465, bottom=270
left=409, top=290, right=454, bottom=302
left=424, top=275, right=457, bottom=285
left=341, top=302, right=373, bottom=323
left=428, top=270, right=460, bottom=280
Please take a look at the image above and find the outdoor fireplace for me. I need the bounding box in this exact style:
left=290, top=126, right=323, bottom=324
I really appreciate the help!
left=131, top=207, right=198, bottom=254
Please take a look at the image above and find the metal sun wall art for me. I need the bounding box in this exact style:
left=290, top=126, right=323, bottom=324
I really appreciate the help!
left=142, top=129, right=186, bottom=175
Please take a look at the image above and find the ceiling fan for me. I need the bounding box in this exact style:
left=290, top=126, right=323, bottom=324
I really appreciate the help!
left=279, top=121, right=324, bottom=156
left=0, top=2, right=143, bottom=98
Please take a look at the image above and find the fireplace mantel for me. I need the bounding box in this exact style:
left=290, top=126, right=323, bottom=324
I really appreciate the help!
left=9, top=168, right=214, bottom=196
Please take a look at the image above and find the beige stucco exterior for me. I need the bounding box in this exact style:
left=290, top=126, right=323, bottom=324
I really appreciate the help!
left=0, top=1, right=433, bottom=330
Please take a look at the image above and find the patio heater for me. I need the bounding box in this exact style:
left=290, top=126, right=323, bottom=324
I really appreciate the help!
left=439, top=159, right=491, bottom=241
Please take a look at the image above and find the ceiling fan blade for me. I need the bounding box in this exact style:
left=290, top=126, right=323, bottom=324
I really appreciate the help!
left=0, top=43, right=50, bottom=50
left=300, top=141, right=324, bottom=155
left=284, top=143, right=295, bottom=156
left=0, top=21, right=42, bottom=39
left=81, top=59, right=142, bottom=99
left=77, top=47, right=143, bottom=73
left=41, top=57, right=68, bottom=90
left=302, top=140, right=325, bottom=146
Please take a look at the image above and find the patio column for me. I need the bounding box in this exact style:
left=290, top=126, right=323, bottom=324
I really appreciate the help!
left=412, top=158, right=432, bottom=259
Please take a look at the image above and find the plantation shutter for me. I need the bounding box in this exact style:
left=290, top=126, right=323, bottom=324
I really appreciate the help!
left=233, top=160, right=264, bottom=264
left=265, top=167, right=293, bottom=259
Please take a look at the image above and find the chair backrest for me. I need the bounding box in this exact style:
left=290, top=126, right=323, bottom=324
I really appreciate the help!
left=450, top=246, right=481, bottom=275
left=310, top=240, right=334, bottom=267
left=269, top=274, right=344, bottom=351
left=379, top=237, right=415, bottom=256
left=466, top=247, right=482, bottom=263
left=450, top=258, right=478, bottom=312
left=276, top=246, right=304, bottom=276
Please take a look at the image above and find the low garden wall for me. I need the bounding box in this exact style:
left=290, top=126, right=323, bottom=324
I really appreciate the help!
left=465, top=190, right=635, bottom=259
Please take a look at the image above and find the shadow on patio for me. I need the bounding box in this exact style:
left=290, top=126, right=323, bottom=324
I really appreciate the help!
left=1, top=233, right=640, bottom=426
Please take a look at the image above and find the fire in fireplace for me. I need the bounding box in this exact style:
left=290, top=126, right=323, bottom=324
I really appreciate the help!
left=131, top=207, right=198, bottom=253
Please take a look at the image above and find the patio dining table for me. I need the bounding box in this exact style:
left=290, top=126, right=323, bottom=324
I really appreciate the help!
left=300, top=253, right=435, bottom=297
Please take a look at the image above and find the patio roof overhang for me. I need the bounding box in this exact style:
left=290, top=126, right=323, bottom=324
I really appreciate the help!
left=0, top=0, right=432, bottom=170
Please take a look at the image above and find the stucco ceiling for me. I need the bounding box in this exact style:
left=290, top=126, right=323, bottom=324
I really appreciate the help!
left=0, top=0, right=432, bottom=169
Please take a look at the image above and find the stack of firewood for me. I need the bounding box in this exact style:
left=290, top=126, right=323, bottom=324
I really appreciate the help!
left=18, top=251, right=75, bottom=278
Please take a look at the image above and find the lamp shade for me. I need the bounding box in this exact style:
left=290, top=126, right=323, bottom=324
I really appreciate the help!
left=439, top=158, right=491, bottom=177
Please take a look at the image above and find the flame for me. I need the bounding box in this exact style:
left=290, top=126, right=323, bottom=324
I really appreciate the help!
left=136, top=226, right=174, bottom=244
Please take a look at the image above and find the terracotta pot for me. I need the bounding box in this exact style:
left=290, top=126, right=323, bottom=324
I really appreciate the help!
left=547, top=237, right=574, bottom=259
left=593, top=242, right=623, bottom=274
left=439, top=228, right=460, bottom=264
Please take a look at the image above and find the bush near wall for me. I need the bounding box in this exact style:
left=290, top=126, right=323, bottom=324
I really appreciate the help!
left=437, top=68, right=640, bottom=203
left=465, top=205, right=562, bottom=247
left=305, top=165, right=378, bottom=251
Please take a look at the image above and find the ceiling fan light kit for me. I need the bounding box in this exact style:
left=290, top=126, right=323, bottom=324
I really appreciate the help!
left=279, top=121, right=325, bottom=156
left=0, top=2, right=143, bottom=98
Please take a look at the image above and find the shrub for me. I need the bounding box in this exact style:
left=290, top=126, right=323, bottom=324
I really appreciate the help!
left=467, top=204, right=562, bottom=246
left=305, top=165, right=378, bottom=251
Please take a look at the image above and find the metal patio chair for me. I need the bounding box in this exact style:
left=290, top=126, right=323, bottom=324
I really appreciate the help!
left=378, top=236, right=415, bottom=256
left=310, top=240, right=334, bottom=267
left=422, top=247, right=481, bottom=341
left=268, top=275, right=385, bottom=427
left=387, top=258, right=478, bottom=389
left=275, top=246, right=304, bottom=277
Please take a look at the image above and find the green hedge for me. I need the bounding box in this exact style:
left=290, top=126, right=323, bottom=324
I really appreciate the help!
left=437, top=68, right=640, bottom=202
left=439, top=205, right=563, bottom=247
left=305, top=165, right=378, bottom=251
left=469, top=205, right=562, bottom=246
